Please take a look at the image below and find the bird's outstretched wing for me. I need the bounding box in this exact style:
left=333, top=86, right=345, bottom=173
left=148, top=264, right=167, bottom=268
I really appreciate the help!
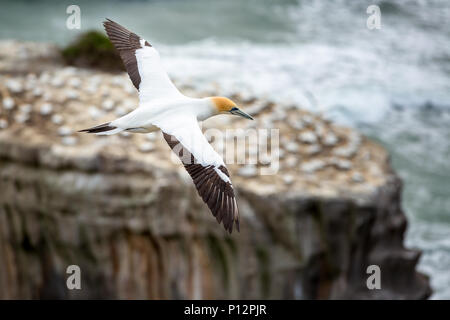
left=103, top=19, right=183, bottom=103
left=156, top=116, right=239, bottom=233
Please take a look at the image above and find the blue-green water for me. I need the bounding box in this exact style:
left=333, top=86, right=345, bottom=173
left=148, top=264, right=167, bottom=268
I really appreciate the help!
left=0, top=0, right=449, bottom=298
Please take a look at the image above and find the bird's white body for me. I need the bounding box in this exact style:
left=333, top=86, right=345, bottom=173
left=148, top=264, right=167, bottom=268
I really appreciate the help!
left=109, top=97, right=216, bottom=134
left=106, top=96, right=224, bottom=167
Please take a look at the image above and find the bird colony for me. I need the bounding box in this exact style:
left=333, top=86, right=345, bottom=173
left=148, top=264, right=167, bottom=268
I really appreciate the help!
left=0, top=65, right=388, bottom=198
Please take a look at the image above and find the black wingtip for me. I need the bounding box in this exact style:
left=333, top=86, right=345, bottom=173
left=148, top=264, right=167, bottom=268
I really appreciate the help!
left=103, top=18, right=116, bottom=28
left=225, top=219, right=240, bottom=234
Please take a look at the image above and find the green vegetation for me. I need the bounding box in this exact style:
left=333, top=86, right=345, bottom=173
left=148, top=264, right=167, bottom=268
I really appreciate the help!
left=61, top=31, right=124, bottom=71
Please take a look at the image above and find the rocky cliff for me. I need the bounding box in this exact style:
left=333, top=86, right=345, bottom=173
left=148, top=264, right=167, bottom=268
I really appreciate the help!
left=0, top=41, right=431, bottom=299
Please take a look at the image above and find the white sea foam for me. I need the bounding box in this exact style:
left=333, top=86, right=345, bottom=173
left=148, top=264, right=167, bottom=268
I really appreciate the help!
left=159, top=37, right=449, bottom=127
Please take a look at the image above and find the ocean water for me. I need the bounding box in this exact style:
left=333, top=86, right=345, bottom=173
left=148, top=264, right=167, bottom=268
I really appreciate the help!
left=0, top=0, right=449, bottom=298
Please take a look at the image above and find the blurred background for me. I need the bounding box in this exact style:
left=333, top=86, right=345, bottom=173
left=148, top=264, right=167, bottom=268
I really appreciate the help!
left=0, top=0, right=448, bottom=299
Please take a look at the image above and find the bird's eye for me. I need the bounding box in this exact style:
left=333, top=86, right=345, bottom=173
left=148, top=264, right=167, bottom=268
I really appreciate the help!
left=230, top=107, right=238, bottom=112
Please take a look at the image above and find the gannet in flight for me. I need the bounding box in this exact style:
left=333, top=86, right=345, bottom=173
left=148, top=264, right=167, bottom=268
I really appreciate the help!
left=80, top=19, right=253, bottom=233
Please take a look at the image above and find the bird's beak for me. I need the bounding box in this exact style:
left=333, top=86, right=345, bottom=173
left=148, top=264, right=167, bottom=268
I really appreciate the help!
left=230, top=108, right=254, bottom=120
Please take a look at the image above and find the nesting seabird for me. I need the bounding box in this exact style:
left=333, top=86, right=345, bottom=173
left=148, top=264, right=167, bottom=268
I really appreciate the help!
left=79, top=19, right=254, bottom=233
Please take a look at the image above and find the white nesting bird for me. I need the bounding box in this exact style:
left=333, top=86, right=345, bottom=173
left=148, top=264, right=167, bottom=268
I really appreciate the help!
left=80, top=19, right=254, bottom=233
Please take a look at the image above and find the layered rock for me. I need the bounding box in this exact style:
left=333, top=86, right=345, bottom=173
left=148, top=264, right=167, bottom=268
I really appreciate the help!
left=0, top=41, right=431, bottom=299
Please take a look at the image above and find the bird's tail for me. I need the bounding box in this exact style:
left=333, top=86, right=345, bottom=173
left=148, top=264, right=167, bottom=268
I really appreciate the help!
left=78, top=122, right=123, bottom=135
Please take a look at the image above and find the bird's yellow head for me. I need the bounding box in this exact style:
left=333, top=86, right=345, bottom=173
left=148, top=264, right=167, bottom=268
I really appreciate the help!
left=210, top=97, right=254, bottom=120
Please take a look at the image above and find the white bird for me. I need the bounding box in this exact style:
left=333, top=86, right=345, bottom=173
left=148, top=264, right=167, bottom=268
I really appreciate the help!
left=80, top=19, right=254, bottom=233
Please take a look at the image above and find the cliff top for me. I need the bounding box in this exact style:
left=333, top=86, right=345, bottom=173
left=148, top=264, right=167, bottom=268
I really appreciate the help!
left=0, top=41, right=391, bottom=202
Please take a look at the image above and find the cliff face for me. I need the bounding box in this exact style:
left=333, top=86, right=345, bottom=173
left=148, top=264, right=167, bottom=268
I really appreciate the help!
left=0, top=41, right=430, bottom=299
